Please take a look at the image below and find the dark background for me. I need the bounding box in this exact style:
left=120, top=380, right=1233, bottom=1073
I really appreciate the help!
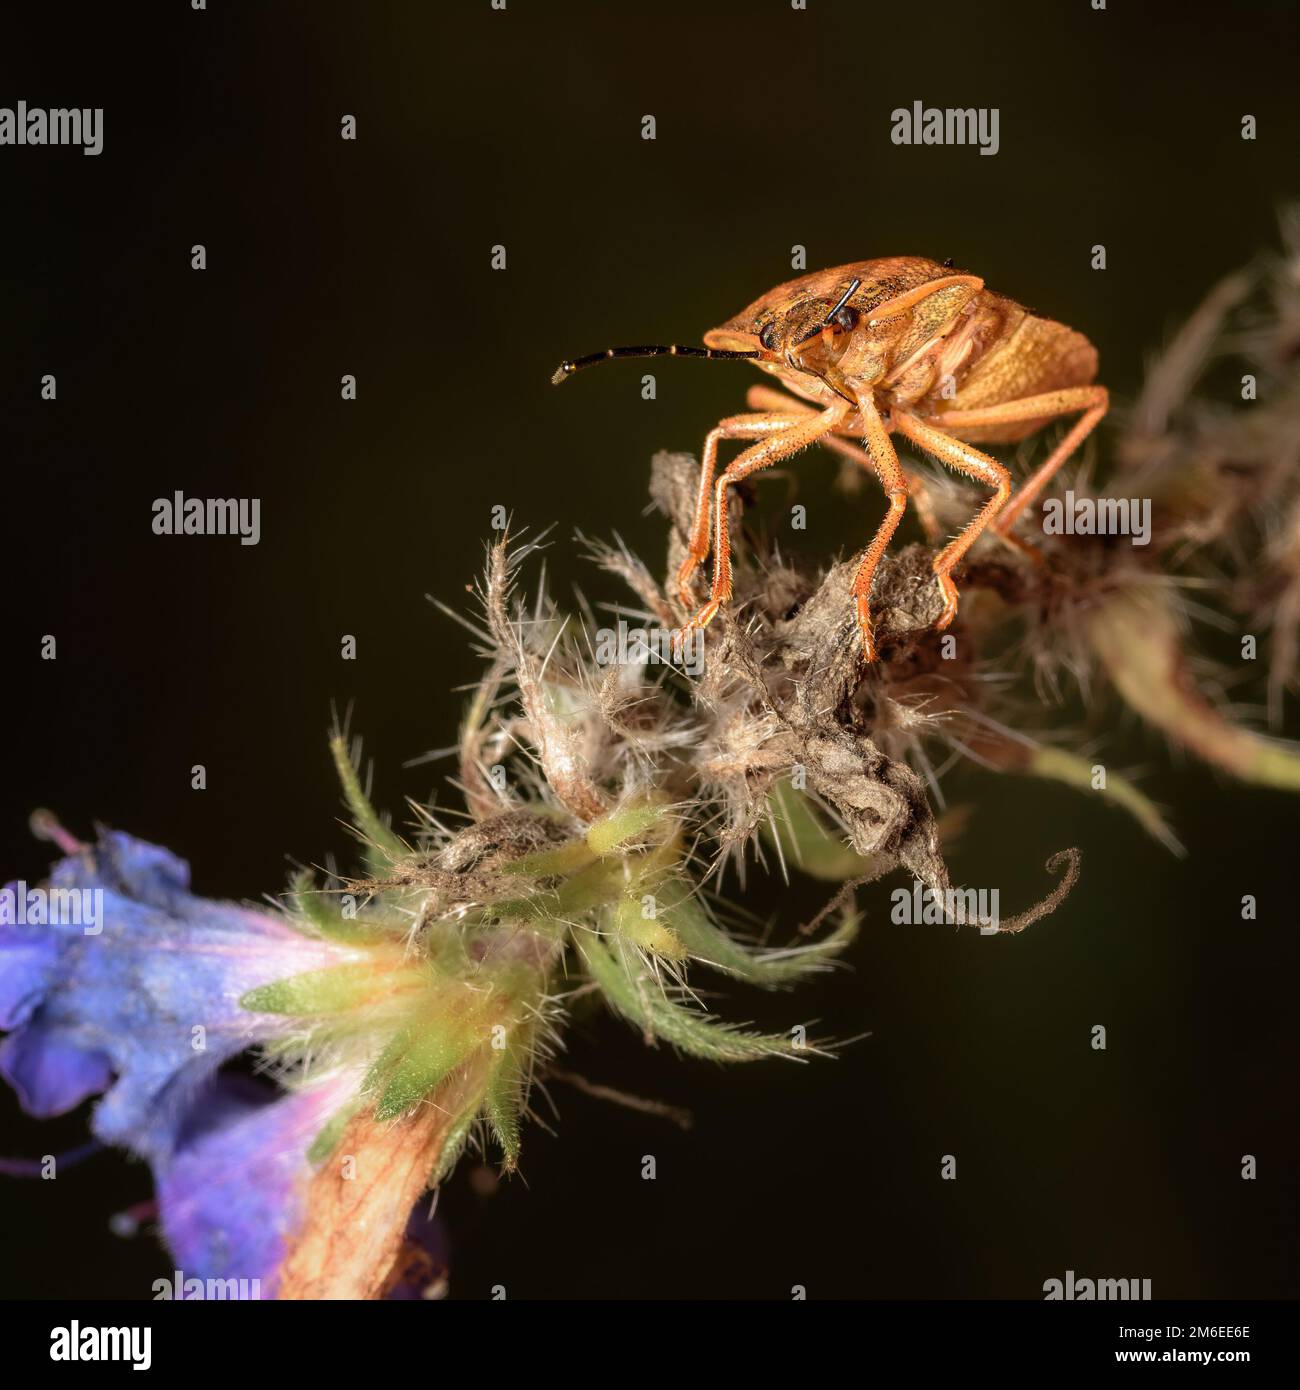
left=1, top=0, right=1297, bottom=1299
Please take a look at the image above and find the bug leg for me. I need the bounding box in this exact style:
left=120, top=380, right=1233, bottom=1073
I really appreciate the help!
left=676, top=413, right=804, bottom=609
left=825, top=428, right=943, bottom=544
left=678, top=400, right=851, bottom=639
left=929, top=386, right=1109, bottom=546
left=847, top=394, right=909, bottom=661
left=746, top=385, right=942, bottom=541
left=891, top=412, right=1011, bottom=631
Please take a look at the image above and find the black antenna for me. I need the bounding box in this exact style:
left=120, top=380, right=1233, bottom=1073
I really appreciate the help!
left=793, top=277, right=867, bottom=351
left=824, top=277, right=862, bottom=323
left=551, top=343, right=760, bottom=386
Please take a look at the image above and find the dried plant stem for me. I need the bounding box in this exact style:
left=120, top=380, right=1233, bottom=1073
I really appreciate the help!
left=546, top=1066, right=694, bottom=1131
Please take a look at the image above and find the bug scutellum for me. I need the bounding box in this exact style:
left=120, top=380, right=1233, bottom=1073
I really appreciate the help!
left=553, top=256, right=1107, bottom=661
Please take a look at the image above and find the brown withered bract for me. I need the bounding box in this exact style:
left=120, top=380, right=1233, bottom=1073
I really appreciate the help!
left=553, top=257, right=1107, bottom=661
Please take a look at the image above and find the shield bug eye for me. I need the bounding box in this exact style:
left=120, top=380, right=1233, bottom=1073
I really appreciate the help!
left=759, top=321, right=780, bottom=352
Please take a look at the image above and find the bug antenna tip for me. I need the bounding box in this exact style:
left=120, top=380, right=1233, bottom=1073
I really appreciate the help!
left=550, top=363, right=572, bottom=385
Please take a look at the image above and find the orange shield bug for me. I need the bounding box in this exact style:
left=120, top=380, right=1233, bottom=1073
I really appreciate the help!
left=552, top=256, right=1107, bottom=661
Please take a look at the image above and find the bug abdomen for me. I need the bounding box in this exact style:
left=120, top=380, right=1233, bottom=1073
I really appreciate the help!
left=930, top=312, right=1099, bottom=444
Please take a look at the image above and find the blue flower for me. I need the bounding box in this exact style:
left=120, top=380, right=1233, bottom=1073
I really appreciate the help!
left=154, top=1071, right=358, bottom=1293
left=0, top=823, right=394, bottom=1293
left=0, top=826, right=353, bottom=1165
left=154, top=1071, right=448, bottom=1297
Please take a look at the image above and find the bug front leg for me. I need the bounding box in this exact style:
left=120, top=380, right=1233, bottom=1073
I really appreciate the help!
left=676, top=413, right=805, bottom=609
left=891, top=412, right=1011, bottom=631
left=848, top=393, right=909, bottom=662
left=745, top=385, right=943, bottom=541
left=679, top=400, right=851, bottom=638
left=931, top=386, right=1109, bottom=549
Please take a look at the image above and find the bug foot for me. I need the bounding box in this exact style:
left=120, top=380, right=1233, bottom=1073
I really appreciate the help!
left=995, top=527, right=1047, bottom=566
left=674, top=554, right=704, bottom=610
left=674, top=598, right=724, bottom=652
left=855, top=595, right=879, bottom=663
left=933, top=572, right=959, bottom=631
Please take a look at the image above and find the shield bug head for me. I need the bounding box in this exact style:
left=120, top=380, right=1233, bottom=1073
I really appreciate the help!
left=724, top=279, right=866, bottom=393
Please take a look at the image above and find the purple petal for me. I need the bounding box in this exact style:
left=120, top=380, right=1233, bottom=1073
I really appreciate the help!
left=155, top=1073, right=355, bottom=1294
left=0, top=828, right=357, bottom=1163
left=0, top=895, right=58, bottom=1029
left=53, top=829, right=192, bottom=910
left=0, top=1025, right=112, bottom=1116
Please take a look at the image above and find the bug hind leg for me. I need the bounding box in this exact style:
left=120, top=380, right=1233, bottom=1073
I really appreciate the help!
left=890, top=411, right=1011, bottom=631
left=927, top=385, right=1110, bottom=555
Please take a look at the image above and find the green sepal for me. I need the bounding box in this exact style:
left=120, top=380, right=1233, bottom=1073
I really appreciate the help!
left=1026, top=745, right=1184, bottom=856
left=610, top=892, right=686, bottom=960
left=307, top=1099, right=361, bottom=1164
left=288, top=869, right=402, bottom=945
left=329, top=733, right=408, bottom=874
left=586, top=800, right=671, bottom=856
left=483, top=1042, right=529, bottom=1171
left=549, top=857, right=626, bottom=913
left=367, top=1022, right=479, bottom=1122
left=660, top=877, right=858, bottom=985
left=578, top=928, right=808, bottom=1062
left=500, top=839, right=597, bottom=879
left=430, top=1100, right=483, bottom=1188
left=240, top=961, right=384, bottom=1016
left=763, top=779, right=876, bottom=881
